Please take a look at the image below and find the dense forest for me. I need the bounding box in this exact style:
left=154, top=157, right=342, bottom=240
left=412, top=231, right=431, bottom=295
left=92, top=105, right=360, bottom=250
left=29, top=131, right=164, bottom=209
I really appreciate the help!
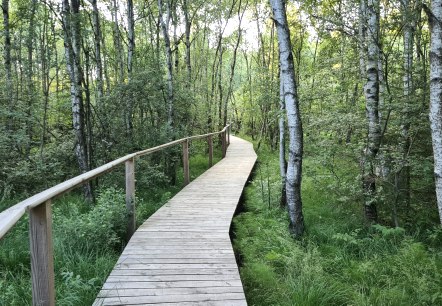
left=1, top=0, right=442, bottom=304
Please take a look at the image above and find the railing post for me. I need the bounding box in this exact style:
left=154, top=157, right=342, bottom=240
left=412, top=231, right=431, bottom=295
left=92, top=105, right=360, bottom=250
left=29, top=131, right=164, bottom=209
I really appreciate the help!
left=29, top=200, right=55, bottom=306
left=208, top=135, right=213, bottom=167
left=227, top=125, right=231, bottom=146
left=182, top=139, right=190, bottom=186
left=222, top=131, right=227, bottom=158
left=125, top=158, right=136, bottom=239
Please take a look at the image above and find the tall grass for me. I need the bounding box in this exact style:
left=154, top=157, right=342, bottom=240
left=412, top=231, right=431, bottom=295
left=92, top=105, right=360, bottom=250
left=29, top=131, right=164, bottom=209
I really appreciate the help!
left=0, top=152, right=218, bottom=305
left=233, top=148, right=442, bottom=306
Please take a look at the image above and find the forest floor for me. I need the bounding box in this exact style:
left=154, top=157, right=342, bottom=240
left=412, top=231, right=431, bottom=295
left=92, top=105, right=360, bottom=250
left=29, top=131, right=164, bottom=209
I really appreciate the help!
left=233, top=143, right=442, bottom=306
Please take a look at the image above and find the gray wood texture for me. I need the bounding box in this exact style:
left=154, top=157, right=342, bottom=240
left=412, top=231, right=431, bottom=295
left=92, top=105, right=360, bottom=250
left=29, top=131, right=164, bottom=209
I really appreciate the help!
left=94, top=136, right=256, bottom=306
left=29, top=200, right=55, bottom=306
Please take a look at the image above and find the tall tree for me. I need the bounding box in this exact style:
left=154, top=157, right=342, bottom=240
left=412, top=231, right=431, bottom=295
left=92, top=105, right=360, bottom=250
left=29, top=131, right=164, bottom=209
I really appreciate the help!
left=425, top=2, right=442, bottom=224
left=270, top=0, right=305, bottom=237
left=62, top=0, right=93, bottom=201
left=397, top=0, right=414, bottom=209
left=362, top=0, right=381, bottom=222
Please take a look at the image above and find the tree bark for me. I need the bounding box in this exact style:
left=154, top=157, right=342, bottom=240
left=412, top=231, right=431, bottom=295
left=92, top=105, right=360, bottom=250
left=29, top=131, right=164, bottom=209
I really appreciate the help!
left=425, top=2, right=442, bottom=224
left=398, top=0, right=413, bottom=208
left=270, top=0, right=305, bottom=237
left=62, top=0, right=93, bottom=201
left=362, top=0, right=381, bottom=222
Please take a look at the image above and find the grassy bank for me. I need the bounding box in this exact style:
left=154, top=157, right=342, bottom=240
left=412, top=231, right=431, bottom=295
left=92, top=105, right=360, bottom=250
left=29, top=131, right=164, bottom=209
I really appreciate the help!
left=233, top=147, right=442, bottom=306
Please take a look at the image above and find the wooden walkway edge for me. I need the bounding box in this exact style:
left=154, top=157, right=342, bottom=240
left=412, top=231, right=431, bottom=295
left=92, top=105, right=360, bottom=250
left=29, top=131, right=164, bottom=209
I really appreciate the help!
left=94, top=136, right=256, bottom=306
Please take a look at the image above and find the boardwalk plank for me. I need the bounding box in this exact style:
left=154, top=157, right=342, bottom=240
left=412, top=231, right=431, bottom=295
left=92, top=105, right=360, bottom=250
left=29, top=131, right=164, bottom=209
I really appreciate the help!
left=94, top=137, right=256, bottom=305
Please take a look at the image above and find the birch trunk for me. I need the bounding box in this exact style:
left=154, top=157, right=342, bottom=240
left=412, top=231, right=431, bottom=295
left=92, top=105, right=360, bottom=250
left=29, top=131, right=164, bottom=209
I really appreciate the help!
left=426, top=2, right=442, bottom=224
left=270, top=0, right=304, bottom=237
left=398, top=0, right=413, bottom=208
left=362, top=0, right=381, bottom=222
left=62, top=0, right=93, bottom=201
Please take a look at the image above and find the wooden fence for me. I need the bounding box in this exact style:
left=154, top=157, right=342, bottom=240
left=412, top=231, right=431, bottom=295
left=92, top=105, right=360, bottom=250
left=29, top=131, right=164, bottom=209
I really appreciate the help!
left=0, top=125, right=231, bottom=306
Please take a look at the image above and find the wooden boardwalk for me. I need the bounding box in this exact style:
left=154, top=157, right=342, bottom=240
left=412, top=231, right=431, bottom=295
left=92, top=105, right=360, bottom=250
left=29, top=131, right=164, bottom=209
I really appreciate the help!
left=94, top=136, right=256, bottom=306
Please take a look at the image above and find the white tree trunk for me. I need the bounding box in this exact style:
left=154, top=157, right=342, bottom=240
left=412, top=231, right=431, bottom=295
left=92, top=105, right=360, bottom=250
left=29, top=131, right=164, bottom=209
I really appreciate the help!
left=270, top=0, right=304, bottom=236
left=62, top=0, right=93, bottom=201
left=398, top=0, right=413, bottom=207
left=427, top=1, right=442, bottom=224
left=362, top=0, right=381, bottom=221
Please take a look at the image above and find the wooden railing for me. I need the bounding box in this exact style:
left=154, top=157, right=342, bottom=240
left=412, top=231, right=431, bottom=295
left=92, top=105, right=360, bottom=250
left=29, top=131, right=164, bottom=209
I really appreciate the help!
left=0, top=124, right=231, bottom=306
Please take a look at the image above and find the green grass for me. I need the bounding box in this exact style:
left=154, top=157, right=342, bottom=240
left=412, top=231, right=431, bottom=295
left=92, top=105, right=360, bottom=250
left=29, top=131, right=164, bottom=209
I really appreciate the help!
left=233, top=146, right=442, bottom=306
left=0, top=150, right=221, bottom=305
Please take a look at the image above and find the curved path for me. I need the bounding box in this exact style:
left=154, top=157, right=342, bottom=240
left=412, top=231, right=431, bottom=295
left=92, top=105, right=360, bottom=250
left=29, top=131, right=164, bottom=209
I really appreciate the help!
left=94, top=136, right=256, bottom=306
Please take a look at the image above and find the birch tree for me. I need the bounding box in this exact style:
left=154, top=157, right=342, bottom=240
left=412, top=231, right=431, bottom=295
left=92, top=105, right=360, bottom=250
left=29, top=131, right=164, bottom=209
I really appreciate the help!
left=362, top=0, right=381, bottom=222
left=270, top=0, right=305, bottom=237
left=425, top=2, right=442, bottom=224
left=397, top=0, right=414, bottom=208
left=62, top=0, right=93, bottom=201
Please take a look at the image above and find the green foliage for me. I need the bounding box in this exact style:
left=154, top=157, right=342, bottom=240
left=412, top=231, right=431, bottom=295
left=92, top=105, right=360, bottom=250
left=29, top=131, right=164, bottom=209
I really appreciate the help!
left=234, top=148, right=442, bottom=306
left=54, top=188, right=127, bottom=252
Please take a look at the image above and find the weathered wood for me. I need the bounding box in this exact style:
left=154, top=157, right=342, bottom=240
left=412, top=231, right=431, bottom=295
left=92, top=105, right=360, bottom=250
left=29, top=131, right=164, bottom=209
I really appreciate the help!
left=221, top=131, right=227, bottom=158
left=227, top=125, right=231, bottom=145
left=95, top=136, right=256, bottom=305
left=0, top=125, right=230, bottom=240
left=126, top=158, right=136, bottom=239
left=208, top=134, right=213, bottom=167
left=182, top=138, right=190, bottom=186
left=29, top=200, right=55, bottom=306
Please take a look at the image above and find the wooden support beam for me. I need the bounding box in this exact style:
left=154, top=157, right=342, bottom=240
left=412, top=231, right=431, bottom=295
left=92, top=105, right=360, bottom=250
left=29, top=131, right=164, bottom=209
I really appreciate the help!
left=208, top=135, right=213, bottom=167
left=29, top=200, right=55, bottom=306
left=227, top=125, right=231, bottom=146
left=221, top=132, right=227, bottom=158
left=126, top=158, right=136, bottom=239
left=182, top=139, right=190, bottom=186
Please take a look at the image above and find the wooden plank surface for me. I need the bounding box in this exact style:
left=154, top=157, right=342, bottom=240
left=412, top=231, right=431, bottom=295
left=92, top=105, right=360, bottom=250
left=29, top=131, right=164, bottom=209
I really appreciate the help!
left=94, top=136, right=256, bottom=305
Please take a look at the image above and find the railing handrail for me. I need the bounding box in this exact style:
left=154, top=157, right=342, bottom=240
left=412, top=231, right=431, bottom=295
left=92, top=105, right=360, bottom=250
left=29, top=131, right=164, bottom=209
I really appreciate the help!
left=0, top=125, right=231, bottom=240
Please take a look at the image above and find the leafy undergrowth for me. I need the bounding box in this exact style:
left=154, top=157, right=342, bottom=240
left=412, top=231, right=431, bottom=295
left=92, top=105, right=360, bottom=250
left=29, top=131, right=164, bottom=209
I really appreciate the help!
left=233, top=149, right=442, bottom=306
left=0, top=151, right=220, bottom=305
